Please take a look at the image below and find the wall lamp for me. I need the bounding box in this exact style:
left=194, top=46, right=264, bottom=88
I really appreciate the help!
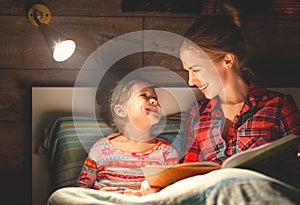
left=27, top=4, right=76, bottom=62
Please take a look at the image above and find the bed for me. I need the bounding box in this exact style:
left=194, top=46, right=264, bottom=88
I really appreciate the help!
left=32, top=86, right=300, bottom=205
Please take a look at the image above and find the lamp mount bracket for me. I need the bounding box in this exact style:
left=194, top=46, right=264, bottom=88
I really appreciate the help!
left=28, top=4, right=51, bottom=27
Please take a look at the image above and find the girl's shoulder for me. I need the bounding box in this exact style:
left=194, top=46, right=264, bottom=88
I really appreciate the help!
left=91, top=133, right=120, bottom=147
left=155, top=138, right=177, bottom=151
left=105, top=133, right=122, bottom=140
left=156, top=137, right=171, bottom=145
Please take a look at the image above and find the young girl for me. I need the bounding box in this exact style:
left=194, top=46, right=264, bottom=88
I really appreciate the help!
left=77, top=79, right=179, bottom=195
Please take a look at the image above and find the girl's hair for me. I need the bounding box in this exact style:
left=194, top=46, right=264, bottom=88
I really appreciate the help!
left=100, top=79, right=153, bottom=132
left=184, top=2, right=253, bottom=82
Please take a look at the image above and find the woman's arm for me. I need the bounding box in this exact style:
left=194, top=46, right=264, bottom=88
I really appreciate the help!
left=280, top=95, right=300, bottom=134
left=280, top=95, right=300, bottom=151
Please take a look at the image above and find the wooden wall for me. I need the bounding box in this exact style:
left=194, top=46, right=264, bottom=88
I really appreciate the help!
left=0, top=0, right=299, bottom=204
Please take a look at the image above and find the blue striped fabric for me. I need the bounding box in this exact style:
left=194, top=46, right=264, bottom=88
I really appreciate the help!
left=42, top=116, right=182, bottom=189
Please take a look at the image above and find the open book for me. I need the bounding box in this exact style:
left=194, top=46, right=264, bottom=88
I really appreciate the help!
left=141, top=134, right=299, bottom=187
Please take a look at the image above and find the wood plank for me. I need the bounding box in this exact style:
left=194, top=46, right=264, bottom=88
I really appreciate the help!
left=143, top=16, right=300, bottom=87
left=0, top=0, right=201, bottom=17
left=242, top=17, right=300, bottom=86
left=0, top=173, right=29, bottom=205
left=0, top=69, right=79, bottom=122
left=0, top=122, right=27, bottom=171
left=144, top=16, right=300, bottom=60
left=0, top=16, right=143, bottom=69
left=143, top=18, right=193, bottom=72
left=242, top=17, right=300, bottom=65
left=0, top=64, right=183, bottom=123
left=0, top=93, right=24, bottom=122
left=1, top=15, right=298, bottom=78
left=253, top=68, right=300, bottom=87
left=0, top=69, right=78, bottom=89
left=143, top=52, right=185, bottom=72
left=144, top=17, right=195, bottom=36
left=0, top=0, right=123, bottom=16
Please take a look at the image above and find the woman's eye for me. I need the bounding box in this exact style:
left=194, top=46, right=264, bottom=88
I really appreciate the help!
left=192, top=66, right=202, bottom=73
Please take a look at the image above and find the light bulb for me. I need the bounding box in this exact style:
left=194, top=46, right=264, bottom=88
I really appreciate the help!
left=53, top=40, right=76, bottom=62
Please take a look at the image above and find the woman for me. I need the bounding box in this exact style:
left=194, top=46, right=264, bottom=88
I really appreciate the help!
left=179, top=8, right=300, bottom=164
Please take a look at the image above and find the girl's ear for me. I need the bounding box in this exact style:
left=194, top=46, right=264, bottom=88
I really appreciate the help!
left=224, top=53, right=235, bottom=69
left=114, top=104, right=127, bottom=118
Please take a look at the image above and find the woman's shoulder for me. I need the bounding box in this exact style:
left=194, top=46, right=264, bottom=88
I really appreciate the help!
left=249, top=88, right=299, bottom=114
left=249, top=82, right=295, bottom=103
left=263, top=88, right=295, bottom=104
left=264, top=88, right=285, bottom=97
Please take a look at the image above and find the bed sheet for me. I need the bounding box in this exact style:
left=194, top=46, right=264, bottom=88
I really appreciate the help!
left=48, top=168, right=300, bottom=205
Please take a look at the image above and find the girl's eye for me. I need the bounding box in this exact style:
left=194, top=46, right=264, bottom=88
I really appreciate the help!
left=150, top=96, right=158, bottom=101
left=140, top=93, right=157, bottom=101
left=140, top=93, right=149, bottom=99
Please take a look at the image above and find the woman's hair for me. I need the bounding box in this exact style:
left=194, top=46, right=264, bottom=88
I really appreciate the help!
left=100, top=79, right=153, bottom=132
left=184, top=2, right=253, bottom=82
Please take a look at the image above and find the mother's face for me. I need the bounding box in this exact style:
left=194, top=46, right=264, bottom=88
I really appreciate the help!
left=179, top=41, right=223, bottom=99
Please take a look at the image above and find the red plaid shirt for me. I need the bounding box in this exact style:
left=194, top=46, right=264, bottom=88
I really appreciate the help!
left=182, top=82, right=300, bottom=164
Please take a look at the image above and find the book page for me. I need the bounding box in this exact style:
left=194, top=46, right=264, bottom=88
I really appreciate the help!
left=142, top=161, right=221, bottom=187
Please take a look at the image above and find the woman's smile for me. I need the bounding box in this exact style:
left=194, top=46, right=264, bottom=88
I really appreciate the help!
left=198, top=82, right=209, bottom=90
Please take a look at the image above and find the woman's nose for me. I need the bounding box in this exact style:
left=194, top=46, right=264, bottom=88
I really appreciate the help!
left=188, top=71, right=197, bottom=86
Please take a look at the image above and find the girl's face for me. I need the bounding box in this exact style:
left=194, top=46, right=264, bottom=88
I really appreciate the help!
left=180, top=42, right=224, bottom=99
left=127, top=82, right=161, bottom=130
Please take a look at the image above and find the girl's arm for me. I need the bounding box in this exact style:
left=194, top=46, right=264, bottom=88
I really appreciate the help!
left=77, top=156, right=98, bottom=188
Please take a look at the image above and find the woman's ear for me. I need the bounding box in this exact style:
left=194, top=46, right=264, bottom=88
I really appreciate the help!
left=114, top=104, right=127, bottom=118
left=224, top=53, right=235, bottom=69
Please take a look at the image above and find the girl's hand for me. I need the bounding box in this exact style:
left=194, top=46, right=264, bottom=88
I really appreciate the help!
left=100, top=187, right=126, bottom=194
left=100, top=187, right=145, bottom=196
left=139, top=180, right=162, bottom=195
left=124, top=189, right=143, bottom=196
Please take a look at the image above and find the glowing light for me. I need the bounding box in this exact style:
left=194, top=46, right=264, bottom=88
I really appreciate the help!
left=53, top=40, right=76, bottom=62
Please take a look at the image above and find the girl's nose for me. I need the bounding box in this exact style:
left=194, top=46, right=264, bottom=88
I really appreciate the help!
left=149, top=98, right=158, bottom=105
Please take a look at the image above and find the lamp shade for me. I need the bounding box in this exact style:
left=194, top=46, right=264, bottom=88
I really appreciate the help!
left=38, top=23, right=76, bottom=62
left=28, top=3, right=76, bottom=62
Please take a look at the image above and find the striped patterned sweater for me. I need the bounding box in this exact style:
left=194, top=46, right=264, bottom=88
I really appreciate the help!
left=77, top=133, right=179, bottom=191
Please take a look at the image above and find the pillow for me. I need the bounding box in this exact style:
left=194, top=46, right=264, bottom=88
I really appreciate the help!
left=42, top=117, right=113, bottom=189
left=42, top=116, right=183, bottom=190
